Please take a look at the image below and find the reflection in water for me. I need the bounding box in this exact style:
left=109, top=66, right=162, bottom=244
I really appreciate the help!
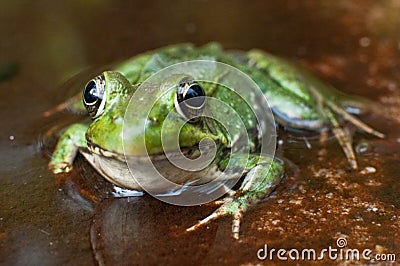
left=90, top=197, right=219, bottom=265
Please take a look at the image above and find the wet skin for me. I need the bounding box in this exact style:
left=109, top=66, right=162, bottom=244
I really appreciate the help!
left=49, top=43, right=384, bottom=239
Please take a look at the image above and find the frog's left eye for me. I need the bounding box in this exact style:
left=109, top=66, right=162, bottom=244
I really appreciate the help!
left=175, top=78, right=206, bottom=121
left=83, top=75, right=106, bottom=119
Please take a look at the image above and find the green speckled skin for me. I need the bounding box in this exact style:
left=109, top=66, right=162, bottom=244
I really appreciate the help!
left=83, top=43, right=343, bottom=156
left=49, top=43, right=383, bottom=239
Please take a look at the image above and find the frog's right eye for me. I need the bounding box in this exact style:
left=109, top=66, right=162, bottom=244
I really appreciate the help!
left=83, top=75, right=106, bottom=119
left=174, top=78, right=206, bottom=121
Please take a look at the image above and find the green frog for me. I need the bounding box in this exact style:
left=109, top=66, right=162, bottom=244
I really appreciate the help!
left=49, top=43, right=384, bottom=239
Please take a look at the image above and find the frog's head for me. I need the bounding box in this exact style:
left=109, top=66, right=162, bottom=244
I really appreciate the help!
left=83, top=71, right=227, bottom=158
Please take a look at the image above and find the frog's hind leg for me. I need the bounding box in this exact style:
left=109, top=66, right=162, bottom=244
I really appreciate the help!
left=307, top=84, right=384, bottom=169
left=187, top=156, right=284, bottom=239
left=186, top=182, right=240, bottom=236
left=186, top=193, right=246, bottom=240
left=325, top=98, right=384, bottom=169
left=327, top=101, right=385, bottom=139
left=324, top=108, right=358, bottom=169
left=186, top=204, right=231, bottom=233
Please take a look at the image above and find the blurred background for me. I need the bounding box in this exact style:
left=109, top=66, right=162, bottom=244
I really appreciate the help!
left=1, top=0, right=399, bottom=265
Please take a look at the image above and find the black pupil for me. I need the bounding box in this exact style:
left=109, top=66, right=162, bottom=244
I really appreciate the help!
left=185, top=84, right=205, bottom=107
left=84, top=80, right=100, bottom=104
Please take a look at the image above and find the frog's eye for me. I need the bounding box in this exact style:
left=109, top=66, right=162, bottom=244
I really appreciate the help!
left=83, top=75, right=106, bottom=119
left=175, top=78, right=206, bottom=121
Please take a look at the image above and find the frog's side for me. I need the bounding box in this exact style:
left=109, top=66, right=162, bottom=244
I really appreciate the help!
left=49, top=43, right=384, bottom=239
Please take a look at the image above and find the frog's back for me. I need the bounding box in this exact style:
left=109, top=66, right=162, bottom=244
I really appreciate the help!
left=114, top=43, right=227, bottom=83
left=100, top=43, right=383, bottom=170
left=113, top=43, right=355, bottom=132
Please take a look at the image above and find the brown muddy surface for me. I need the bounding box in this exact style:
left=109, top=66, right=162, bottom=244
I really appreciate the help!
left=1, top=1, right=399, bottom=265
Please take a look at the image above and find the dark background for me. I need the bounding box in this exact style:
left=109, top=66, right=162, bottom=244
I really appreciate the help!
left=1, top=1, right=399, bottom=265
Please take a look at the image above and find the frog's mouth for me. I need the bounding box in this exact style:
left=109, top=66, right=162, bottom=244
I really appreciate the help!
left=84, top=141, right=226, bottom=192
left=86, top=141, right=211, bottom=163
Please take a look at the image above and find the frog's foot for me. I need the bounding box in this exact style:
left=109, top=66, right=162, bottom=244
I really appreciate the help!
left=328, top=101, right=385, bottom=139
left=49, top=161, right=74, bottom=174
left=204, top=185, right=235, bottom=206
left=327, top=104, right=385, bottom=169
left=49, top=144, right=79, bottom=174
left=331, top=125, right=358, bottom=169
left=186, top=200, right=244, bottom=240
left=308, top=86, right=385, bottom=169
left=187, top=156, right=284, bottom=239
left=49, top=145, right=79, bottom=174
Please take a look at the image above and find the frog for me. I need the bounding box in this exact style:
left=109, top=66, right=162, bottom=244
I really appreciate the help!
left=48, top=43, right=384, bottom=239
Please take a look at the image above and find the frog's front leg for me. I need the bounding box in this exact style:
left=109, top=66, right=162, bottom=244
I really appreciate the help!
left=49, top=123, right=88, bottom=173
left=187, top=155, right=284, bottom=239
